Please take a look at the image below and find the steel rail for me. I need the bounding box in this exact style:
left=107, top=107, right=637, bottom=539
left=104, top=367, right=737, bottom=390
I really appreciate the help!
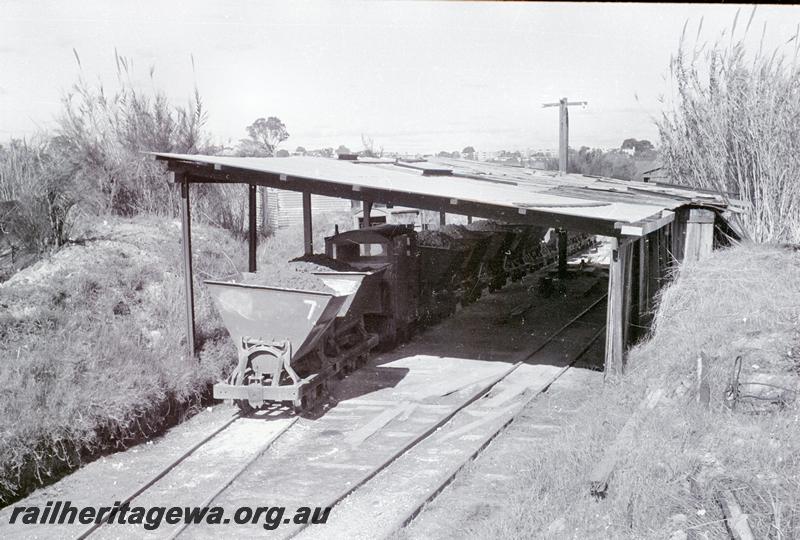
left=169, top=416, right=299, bottom=539
left=397, top=327, right=605, bottom=534
left=77, top=412, right=243, bottom=539
left=285, top=294, right=608, bottom=540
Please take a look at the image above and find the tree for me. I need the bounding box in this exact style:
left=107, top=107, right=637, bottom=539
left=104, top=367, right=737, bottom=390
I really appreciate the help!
left=276, top=149, right=290, bottom=157
left=295, top=146, right=306, bottom=155
left=634, top=140, right=654, bottom=154
left=462, top=146, right=475, bottom=159
left=552, top=146, right=636, bottom=181
left=621, top=138, right=638, bottom=150
left=360, top=134, right=383, bottom=158
left=336, top=145, right=351, bottom=155
left=238, top=117, right=289, bottom=157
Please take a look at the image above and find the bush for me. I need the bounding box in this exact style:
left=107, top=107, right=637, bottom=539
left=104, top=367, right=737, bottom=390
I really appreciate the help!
left=658, top=12, right=800, bottom=243
left=569, top=146, right=637, bottom=181
left=0, top=138, right=76, bottom=252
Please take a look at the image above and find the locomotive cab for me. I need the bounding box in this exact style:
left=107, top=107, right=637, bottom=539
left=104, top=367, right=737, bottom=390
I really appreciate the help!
left=325, top=225, right=419, bottom=346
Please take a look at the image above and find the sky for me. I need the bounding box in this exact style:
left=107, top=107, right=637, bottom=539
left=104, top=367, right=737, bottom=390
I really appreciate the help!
left=1, top=2, right=799, bottom=154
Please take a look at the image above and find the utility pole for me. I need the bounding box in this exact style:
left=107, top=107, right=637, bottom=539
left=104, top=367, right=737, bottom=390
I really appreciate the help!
left=543, top=98, right=587, bottom=174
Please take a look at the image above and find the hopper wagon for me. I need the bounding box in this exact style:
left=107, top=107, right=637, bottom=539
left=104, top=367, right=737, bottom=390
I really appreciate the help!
left=207, top=270, right=382, bottom=413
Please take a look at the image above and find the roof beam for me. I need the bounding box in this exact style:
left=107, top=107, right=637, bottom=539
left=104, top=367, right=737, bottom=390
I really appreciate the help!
left=615, top=210, right=675, bottom=237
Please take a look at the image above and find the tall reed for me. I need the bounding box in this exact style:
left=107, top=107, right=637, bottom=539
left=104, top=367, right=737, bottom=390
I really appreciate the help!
left=658, top=9, right=800, bottom=243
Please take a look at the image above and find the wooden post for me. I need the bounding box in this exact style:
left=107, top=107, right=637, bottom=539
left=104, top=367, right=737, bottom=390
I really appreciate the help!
left=647, top=231, right=660, bottom=311
left=557, top=228, right=568, bottom=278
left=637, top=238, right=648, bottom=328
left=671, top=209, right=688, bottom=263
left=604, top=237, right=624, bottom=378
left=302, top=191, right=313, bottom=255
left=248, top=184, right=257, bottom=273
left=628, top=239, right=641, bottom=342
left=467, top=215, right=473, bottom=224
left=543, top=98, right=585, bottom=174
left=439, top=210, right=446, bottom=227
left=260, top=187, right=268, bottom=231
left=178, top=173, right=196, bottom=358
left=362, top=200, right=373, bottom=256
left=559, top=98, right=569, bottom=174
left=362, top=200, right=372, bottom=229
left=622, top=241, right=634, bottom=348
left=683, top=208, right=715, bottom=263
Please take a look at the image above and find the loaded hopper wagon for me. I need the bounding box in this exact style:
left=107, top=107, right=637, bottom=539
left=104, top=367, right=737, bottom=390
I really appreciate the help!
left=207, top=269, right=383, bottom=413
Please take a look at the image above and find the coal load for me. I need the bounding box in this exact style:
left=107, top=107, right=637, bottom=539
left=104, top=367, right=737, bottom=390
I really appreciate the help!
left=467, top=220, right=505, bottom=231
left=289, top=254, right=357, bottom=272
left=238, top=264, right=335, bottom=293
left=417, top=230, right=467, bottom=250
left=440, top=224, right=475, bottom=239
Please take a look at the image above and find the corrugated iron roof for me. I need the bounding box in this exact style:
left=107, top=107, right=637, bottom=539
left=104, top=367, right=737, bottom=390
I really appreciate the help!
left=151, top=153, right=735, bottom=236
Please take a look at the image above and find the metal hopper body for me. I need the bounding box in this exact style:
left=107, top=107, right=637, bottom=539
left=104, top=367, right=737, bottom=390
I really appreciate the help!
left=311, top=268, right=386, bottom=320
left=206, top=281, right=345, bottom=361
left=206, top=280, right=365, bottom=412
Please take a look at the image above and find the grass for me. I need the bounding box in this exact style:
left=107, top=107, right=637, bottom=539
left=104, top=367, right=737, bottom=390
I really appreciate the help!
left=0, top=215, right=238, bottom=504
left=455, top=243, right=800, bottom=539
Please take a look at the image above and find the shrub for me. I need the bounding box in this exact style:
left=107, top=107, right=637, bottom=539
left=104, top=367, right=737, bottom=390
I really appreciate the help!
left=658, top=11, right=800, bottom=243
left=0, top=138, right=76, bottom=252
left=568, top=146, right=637, bottom=181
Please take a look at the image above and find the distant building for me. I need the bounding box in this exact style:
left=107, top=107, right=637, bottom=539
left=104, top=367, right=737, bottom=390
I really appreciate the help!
left=635, top=160, right=668, bottom=183
left=256, top=189, right=352, bottom=230
left=529, top=159, right=549, bottom=170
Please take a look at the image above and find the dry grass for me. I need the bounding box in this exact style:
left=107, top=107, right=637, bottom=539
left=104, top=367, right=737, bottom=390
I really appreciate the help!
left=459, top=243, right=800, bottom=539
left=0, top=217, right=227, bottom=502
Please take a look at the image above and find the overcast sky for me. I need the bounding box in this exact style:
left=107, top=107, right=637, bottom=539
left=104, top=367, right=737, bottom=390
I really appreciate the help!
left=1, top=2, right=798, bottom=153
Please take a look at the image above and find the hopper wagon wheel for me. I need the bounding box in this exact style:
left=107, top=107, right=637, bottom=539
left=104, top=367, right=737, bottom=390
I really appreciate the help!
left=293, top=395, right=311, bottom=415
left=230, top=367, right=256, bottom=416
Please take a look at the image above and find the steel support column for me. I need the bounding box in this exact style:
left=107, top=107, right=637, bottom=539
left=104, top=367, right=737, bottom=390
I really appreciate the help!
left=302, top=191, right=313, bottom=255
left=179, top=173, right=196, bottom=358
left=248, top=184, right=257, bottom=272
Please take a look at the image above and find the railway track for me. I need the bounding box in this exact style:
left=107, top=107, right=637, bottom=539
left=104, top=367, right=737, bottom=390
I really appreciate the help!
left=291, top=294, right=606, bottom=539
left=75, top=291, right=605, bottom=540
left=78, top=411, right=298, bottom=539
